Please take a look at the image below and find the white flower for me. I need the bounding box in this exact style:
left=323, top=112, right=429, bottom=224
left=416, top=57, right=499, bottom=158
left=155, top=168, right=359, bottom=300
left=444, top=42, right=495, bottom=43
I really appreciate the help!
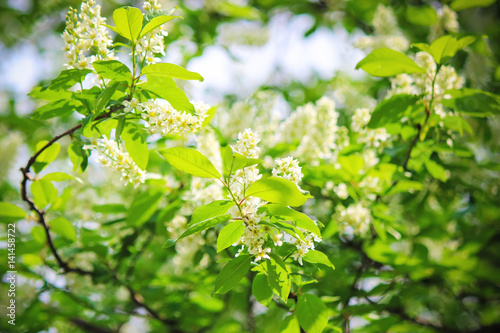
left=291, top=241, right=310, bottom=265
left=62, top=0, right=114, bottom=70
left=272, top=156, right=303, bottom=184
left=352, top=108, right=371, bottom=132
left=139, top=99, right=208, bottom=137
left=123, top=98, right=142, bottom=113
left=233, top=128, right=261, bottom=158
left=84, top=136, right=146, bottom=187
left=271, top=232, right=283, bottom=247
left=278, top=96, right=341, bottom=164
left=138, top=0, right=169, bottom=64
left=334, top=183, right=349, bottom=200
left=337, top=203, right=371, bottom=236
left=254, top=247, right=271, bottom=262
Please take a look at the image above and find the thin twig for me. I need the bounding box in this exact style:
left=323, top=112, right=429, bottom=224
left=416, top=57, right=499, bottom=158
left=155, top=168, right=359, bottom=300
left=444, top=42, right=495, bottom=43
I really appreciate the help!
left=19, top=107, right=123, bottom=275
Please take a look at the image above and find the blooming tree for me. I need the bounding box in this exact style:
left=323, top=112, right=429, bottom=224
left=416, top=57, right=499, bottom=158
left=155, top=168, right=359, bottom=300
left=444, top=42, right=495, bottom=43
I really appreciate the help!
left=1, top=0, right=500, bottom=332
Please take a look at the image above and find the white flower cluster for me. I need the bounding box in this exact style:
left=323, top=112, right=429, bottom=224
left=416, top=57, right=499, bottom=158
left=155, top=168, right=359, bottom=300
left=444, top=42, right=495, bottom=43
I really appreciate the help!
left=359, top=176, right=383, bottom=201
left=278, top=97, right=348, bottom=165
left=167, top=215, right=209, bottom=274
left=230, top=128, right=263, bottom=199
left=272, top=156, right=303, bottom=184
left=84, top=136, right=146, bottom=187
left=354, top=4, right=409, bottom=52
left=390, top=51, right=465, bottom=118
left=138, top=0, right=168, bottom=64
left=429, top=5, right=459, bottom=41
left=123, top=98, right=209, bottom=137
left=336, top=203, right=372, bottom=236
left=62, top=0, right=114, bottom=69
left=322, top=181, right=349, bottom=200
left=229, top=129, right=320, bottom=264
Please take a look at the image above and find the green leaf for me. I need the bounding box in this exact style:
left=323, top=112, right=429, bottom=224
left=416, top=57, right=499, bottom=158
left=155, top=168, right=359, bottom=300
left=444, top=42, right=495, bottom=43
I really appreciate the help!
left=31, top=225, right=47, bottom=244
left=42, top=172, right=74, bottom=182
left=368, top=94, right=421, bottom=128
left=139, top=15, right=181, bottom=38
left=457, top=36, right=477, bottom=49
left=302, top=250, right=335, bottom=270
left=31, top=99, right=82, bottom=120
left=213, top=255, right=252, bottom=294
left=264, top=257, right=291, bottom=302
left=82, top=118, right=117, bottom=138
left=94, top=83, right=119, bottom=112
left=441, top=88, right=500, bottom=117
left=127, top=187, right=164, bottom=226
left=112, top=6, right=143, bottom=42
left=217, top=2, right=260, bottom=20
left=338, top=155, right=365, bottom=178
left=222, top=146, right=264, bottom=177
left=165, top=214, right=232, bottom=248
left=0, top=202, right=26, bottom=223
left=425, top=159, right=448, bottom=182
left=68, top=141, right=88, bottom=173
left=428, top=35, right=459, bottom=64
left=406, top=6, right=437, bottom=26
left=442, top=115, right=473, bottom=135
left=141, top=63, right=204, bottom=81
left=29, top=86, right=73, bottom=102
left=92, top=203, right=127, bottom=213
left=49, top=217, right=76, bottom=242
left=260, top=204, right=321, bottom=237
left=121, top=122, right=149, bottom=170
left=31, top=179, right=58, bottom=209
left=272, top=221, right=305, bottom=241
left=281, top=315, right=301, bottom=333
left=217, top=221, right=245, bottom=253
left=115, top=115, right=126, bottom=144
left=252, top=273, right=274, bottom=306
left=158, top=147, right=221, bottom=179
left=296, top=294, right=329, bottom=333
left=48, top=69, right=92, bottom=90
left=386, top=180, right=423, bottom=196
left=202, top=106, right=217, bottom=127
left=355, top=48, right=425, bottom=77
left=246, top=177, right=311, bottom=207
left=32, top=141, right=60, bottom=174
left=190, top=200, right=234, bottom=225
left=411, top=42, right=432, bottom=54
left=372, top=219, right=387, bottom=241
left=451, top=0, right=497, bottom=11
left=74, top=87, right=101, bottom=115
left=141, top=75, right=195, bottom=113
left=93, top=60, right=132, bottom=84
left=103, top=23, right=120, bottom=34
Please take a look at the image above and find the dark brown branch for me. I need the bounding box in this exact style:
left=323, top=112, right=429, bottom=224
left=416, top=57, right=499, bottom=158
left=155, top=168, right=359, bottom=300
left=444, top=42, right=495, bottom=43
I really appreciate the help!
left=70, top=318, right=117, bottom=333
left=122, top=283, right=180, bottom=329
left=342, top=255, right=368, bottom=333
left=18, top=104, right=182, bottom=329
left=385, top=306, right=460, bottom=333
left=401, top=123, right=422, bottom=172
left=19, top=107, right=122, bottom=275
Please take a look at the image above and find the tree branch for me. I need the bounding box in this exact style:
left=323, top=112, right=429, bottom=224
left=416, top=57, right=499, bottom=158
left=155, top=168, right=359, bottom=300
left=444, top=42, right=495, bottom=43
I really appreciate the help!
left=70, top=318, right=117, bottom=333
left=19, top=107, right=123, bottom=275
left=18, top=105, right=181, bottom=330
